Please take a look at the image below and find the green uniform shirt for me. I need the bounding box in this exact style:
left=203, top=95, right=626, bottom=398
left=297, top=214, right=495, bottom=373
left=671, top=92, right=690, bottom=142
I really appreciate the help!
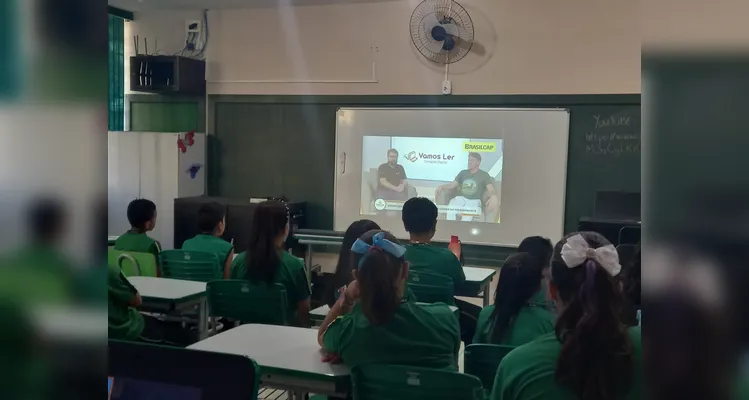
left=229, top=251, right=311, bottom=319
left=108, top=264, right=144, bottom=341
left=114, top=230, right=161, bottom=259
left=0, top=244, right=75, bottom=306
left=404, top=243, right=466, bottom=289
left=473, top=304, right=555, bottom=346
left=181, top=234, right=233, bottom=269
left=323, top=301, right=461, bottom=370
left=490, top=327, right=643, bottom=400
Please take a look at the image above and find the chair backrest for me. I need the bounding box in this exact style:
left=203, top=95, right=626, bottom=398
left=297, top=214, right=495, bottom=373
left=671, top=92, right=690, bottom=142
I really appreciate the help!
left=352, top=364, right=484, bottom=400
left=207, top=280, right=289, bottom=326
left=616, top=244, right=639, bottom=268
left=407, top=269, right=455, bottom=306
left=108, top=249, right=158, bottom=277
left=464, top=344, right=516, bottom=393
left=160, top=250, right=220, bottom=282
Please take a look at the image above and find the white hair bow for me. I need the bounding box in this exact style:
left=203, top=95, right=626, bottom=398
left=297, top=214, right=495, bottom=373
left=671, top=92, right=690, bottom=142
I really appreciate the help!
left=560, top=234, right=621, bottom=276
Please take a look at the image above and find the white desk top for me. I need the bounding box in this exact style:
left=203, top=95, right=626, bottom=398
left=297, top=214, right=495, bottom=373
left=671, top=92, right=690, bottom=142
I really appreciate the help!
left=463, top=266, right=496, bottom=284
left=128, top=276, right=207, bottom=302
left=310, top=303, right=458, bottom=318
left=189, top=324, right=349, bottom=379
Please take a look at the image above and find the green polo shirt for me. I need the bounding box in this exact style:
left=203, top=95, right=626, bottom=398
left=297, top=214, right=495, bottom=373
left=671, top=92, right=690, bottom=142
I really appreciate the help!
left=230, top=251, right=311, bottom=319
left=323, top=301, right=461, bottom=370
left=404, top=243, right=466, bottom=289
left=490, top=327, right=643, bottom=400
left=473, top=304, right=555, bottom=346
left=181, top=234, right=233, bottom=268
left=114, top=230, right=161, bottom=259
left=108, top=264, right=144, bottom=341
left=0, top=244, right=75, bottom=306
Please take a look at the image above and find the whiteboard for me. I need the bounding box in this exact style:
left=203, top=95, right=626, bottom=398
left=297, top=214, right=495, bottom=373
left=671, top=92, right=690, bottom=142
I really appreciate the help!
left=334, top=108, right=570, bottom=247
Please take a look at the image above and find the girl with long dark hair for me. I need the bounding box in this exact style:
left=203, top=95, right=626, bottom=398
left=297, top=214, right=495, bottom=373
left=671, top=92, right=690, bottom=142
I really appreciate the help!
left=229, top=200, right=310, bottom=326
left=324, top=219, right=380, bottom=307
left=473, top=252, right=555, bottom=345
left=491, top=232, right=642, bottom=400
left=317, top=230, right=460, bottom=370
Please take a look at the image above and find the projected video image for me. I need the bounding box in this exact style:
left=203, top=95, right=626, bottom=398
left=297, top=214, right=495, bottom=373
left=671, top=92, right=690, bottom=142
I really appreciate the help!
left=361, top=136, right=503, bottom=223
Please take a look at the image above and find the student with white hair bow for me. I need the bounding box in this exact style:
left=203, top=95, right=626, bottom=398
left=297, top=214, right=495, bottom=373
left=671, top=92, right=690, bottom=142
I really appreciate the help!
left=491, top=231, right=643, bottom=400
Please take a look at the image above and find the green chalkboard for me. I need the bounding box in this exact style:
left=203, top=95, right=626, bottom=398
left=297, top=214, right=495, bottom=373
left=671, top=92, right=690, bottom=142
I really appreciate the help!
left=564, top=105, right=641, bottom=233
left=208, top=95, right=640, bottom=240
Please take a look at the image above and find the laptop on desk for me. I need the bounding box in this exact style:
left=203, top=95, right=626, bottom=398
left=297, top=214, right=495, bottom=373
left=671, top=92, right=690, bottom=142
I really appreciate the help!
left=108, top=340, right=259, bottom=400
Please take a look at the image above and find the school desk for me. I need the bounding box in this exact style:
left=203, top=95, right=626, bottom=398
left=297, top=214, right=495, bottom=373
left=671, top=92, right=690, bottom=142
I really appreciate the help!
left=310, top=303, right=460, bottom=326
left=459, top=266, right=497, bottom=306
left=127, top=276, right=209, bottom=340
left=188, top=324, right=350, bottom=400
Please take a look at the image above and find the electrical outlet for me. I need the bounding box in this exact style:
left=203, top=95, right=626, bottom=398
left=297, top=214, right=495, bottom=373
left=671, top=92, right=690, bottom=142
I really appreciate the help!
left=186, top=20, right=201, bottom=34
left=442, top=80, right=452, bottom=95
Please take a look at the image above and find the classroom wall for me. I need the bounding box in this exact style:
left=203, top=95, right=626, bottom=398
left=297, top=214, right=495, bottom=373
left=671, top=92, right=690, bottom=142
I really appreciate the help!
left=127, top=0, right=640, bottom=96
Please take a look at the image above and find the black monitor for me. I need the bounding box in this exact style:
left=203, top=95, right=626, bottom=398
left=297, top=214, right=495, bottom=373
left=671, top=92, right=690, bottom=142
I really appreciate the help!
left=108, top=340, right=259, bottom=400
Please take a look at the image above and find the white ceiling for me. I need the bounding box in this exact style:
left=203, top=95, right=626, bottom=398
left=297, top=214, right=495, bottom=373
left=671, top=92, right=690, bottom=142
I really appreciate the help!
left=109, top=0, right=396, bottom=11
left=109, top=0, right=248, bottom=11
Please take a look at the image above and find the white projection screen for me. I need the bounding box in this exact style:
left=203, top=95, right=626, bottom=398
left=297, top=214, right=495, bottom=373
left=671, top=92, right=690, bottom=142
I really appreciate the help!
left=334, top=108, right=570, bottom=247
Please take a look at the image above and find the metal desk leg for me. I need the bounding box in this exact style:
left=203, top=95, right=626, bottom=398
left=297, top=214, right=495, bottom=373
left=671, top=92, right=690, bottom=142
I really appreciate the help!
left=198, top=297, right=208, bottom=340
left=305, top=243, right=313, bottom=281
left=292, top=390, right=307, bottom=400
left=483, top=285, right=491, bottom=306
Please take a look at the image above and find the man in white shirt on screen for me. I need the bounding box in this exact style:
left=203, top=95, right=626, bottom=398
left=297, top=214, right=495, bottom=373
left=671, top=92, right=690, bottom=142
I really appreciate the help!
left=436, top=152, right=498, bottom=221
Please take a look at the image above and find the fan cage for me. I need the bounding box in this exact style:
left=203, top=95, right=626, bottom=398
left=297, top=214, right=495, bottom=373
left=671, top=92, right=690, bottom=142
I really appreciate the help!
left=409, top=0, right=475, bottom=64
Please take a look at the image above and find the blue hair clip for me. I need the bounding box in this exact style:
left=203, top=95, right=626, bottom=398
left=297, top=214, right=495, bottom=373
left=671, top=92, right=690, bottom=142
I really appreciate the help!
left=351, top=232, right=407, bottom=268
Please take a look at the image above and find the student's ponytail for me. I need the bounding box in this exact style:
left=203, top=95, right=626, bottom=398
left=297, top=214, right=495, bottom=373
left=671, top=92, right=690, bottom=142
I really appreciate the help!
left=552, top=232, right=634, bottom=400
left=353, top=230, right=406, bottom=326
left=488, top=252, right=545, bottom=344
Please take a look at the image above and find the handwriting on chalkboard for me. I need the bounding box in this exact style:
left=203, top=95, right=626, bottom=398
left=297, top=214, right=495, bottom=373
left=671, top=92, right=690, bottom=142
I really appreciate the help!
left=586, top=113, right=640, bottom=156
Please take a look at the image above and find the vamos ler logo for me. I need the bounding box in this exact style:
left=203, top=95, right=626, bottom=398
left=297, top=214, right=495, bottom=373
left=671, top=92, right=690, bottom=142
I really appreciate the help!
left=403, top=151, right=456, bottom=164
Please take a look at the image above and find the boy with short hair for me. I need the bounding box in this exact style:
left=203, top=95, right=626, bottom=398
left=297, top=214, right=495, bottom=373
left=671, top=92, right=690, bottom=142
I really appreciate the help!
left=402, top=197, right=480, bottom=344
left=401, top=197, right=465, bottom=288
left=181, top=202, right=234, bottom=278
left=114, top=199, right=161, bottom=257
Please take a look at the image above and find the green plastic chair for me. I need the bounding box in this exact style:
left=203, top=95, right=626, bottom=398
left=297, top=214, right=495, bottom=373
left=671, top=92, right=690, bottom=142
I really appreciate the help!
left=160, top=250, right=220, bottom=282
left=107, top=249, right=158, bottom=277
left=207, top=280, right=289, bottom=331
left=464, top=344, right=516, bottom=393
left=352, top=364, right=484, bottom=400
left=407, top=269, right=455, bottom=306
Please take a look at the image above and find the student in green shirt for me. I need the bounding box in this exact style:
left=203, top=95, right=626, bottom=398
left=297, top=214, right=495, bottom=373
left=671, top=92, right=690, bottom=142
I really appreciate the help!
left=517, top=236, right=554, bottom=306
left=0, top=198, right=76, bottom=305
left=474, top=252, right=555, bottom=346
left=114, top=199, right=162, bottom=271
left=491, top=231, right=642, bottom=400
left=108, top=263, right=144, bottom=341
left=181, top=202, right=234, bottom=278
left=323, top=219, right=381, bottom=307
left=108, top=263, right=192, bottom=345
left=401, top=197, right=465, bottom=287
left=318, top=230, right=460, bottom=370
left=229, top=200, right=310, bottom=326
left=401, top=197, right=480, bottom=343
